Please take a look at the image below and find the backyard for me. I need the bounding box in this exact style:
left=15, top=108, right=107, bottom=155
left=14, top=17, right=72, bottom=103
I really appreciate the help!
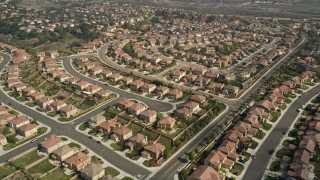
left=41, top=168, right=71, bottom=180
left=27, top=160, right=55, bottom=174
left=12, top=150, right=42, bottom=168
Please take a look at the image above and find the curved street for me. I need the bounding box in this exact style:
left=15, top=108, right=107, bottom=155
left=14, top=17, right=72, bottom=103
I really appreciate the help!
left=62, top=59, right=174, bottom=112
left=0, top=52, right=152, bottom=179
left=243, top=84, right=320, bottom=180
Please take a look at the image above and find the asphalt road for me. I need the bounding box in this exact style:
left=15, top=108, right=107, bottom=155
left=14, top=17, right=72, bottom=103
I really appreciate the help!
left=62, top=59, right=174, bottom=112
left=243, top=84, right=320, bottom=180
left=0, top=52, right=152, bottom=179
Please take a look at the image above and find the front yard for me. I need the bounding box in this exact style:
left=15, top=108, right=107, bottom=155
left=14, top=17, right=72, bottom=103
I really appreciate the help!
left=230, top=162, right=244, bottom=175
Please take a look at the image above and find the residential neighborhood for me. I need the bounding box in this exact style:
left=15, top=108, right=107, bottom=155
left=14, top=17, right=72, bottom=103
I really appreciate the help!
left=0, top=0, right=319, bottom=180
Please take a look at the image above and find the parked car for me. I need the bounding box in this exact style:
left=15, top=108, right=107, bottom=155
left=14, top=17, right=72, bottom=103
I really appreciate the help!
left=268, top=150, right=274, bottom=154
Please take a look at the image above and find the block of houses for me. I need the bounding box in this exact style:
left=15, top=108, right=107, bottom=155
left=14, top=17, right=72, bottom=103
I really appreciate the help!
left=64, top=151, right=91, bottom=171
left=52, top=145, right=77, bottom=161
left=125, top=133, right=148, bottom=150
left=187, top=165, right=225, bottom=180
left=158, top=117, right=176, bottom=130
left=99, top=119, right=119, bottom=135
left=141, top=141, right=165, bottom=160
left=17, top=123, right=38, bottom=137
left=37, top=96, right=54, bottom=108
left=8, top=115, right=29, bottom=130
left=167, top=89, right=183, bottom=100
left=50, top=100, right=67, bottom=111
left=112, top=126, right=133, bottom=141
left=80, top=163, right=105, bottom=180
left=127, top=103, right=146, bottom=116
left=138, top=110, right=157, bottom=124
left=116, top=98, right=134, bottom=110
left=287, top=163, right=309, bottom=180
left=60, top=105, right=78, bottom=118
left=0, top=133, right=7, bottom=146
left=38, top=135, right=64, bottom=153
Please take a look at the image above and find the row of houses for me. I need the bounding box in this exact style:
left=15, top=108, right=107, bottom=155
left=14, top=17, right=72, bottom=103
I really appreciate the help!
left=0, top=43, right=30, bottom=64
left=86, top=114, right=167, bottom=162
left=188, top=69, right=317, bottom=179
left=38, top=135, right=105, bottom=180
left=279, top=102, right=320, bottom=180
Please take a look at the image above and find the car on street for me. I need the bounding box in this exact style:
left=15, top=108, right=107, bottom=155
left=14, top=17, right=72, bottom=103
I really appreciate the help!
left=251, top=154, right=256, bottom=159
left=30, top=138, right=38, bottom=143
left=88, top=136, right=92, bottom=139
left=96, top=140, right=101, bottom=144
left=268, top=150, right=274, bottom=154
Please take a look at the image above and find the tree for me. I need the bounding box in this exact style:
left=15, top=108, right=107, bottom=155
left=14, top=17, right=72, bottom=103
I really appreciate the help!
left=189, top=151, right=195, bottom=160
left=164, top=147, right=171, bottom=159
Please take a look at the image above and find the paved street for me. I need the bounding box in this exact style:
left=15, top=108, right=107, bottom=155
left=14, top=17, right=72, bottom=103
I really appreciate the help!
left=243, top=84, right=320, bottom=180
left=0, top=52, right=152, bottom=179
left=62, top=59, right=173, bottom=112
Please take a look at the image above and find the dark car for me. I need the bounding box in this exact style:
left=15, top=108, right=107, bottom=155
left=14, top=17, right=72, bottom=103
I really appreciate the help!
left=251, top=154, right=256, bottom=159
left=268, top=150, right=274, bottom=154
left=97, top=140, right=101, bottom=144
left=88, top=136, right=92, bottom=139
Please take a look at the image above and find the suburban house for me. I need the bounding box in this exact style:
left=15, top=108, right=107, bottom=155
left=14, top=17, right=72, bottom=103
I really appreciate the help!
left=37, top=96, right=54, bottom=108
left=155, top=86, right=169, bottom=97
left=129, top=80, right=144, bottom=91
left=38, top=135, right=64, bottom=153
left=127, top=103, right=146, bottom=116
left=30, top=92, right=45, bottom=101
left=88, top=113, right=105, bottom=127
left=94, top=89, right=110, bottom=99
left=138, top=110, right=157, bottom=123
left=158, top=117, right=176, bottom=130
left=204, top=150, right=235, bottom=170
left=190, top=95, right=206, bottom=104
left=8, top=115, right=29, bottom=130
left=167, top=89, right=183, bottom=100
left=99, top=119, right=119, bottom=135
left=80, top=163, right=105, bottom=180
left=52, top=145, right=77, bottom=161
left=125, top=133, right=148, bottom=150
left=116, top=98, right=134, bottom=110
left=50, top=100, right=67, bottom=111
left=176, top=108, right=193, bottom=120
left=0, top=113, right=16, bottom=126
left=187, top=165, right=225, bottom=180
left=60, top=105, right=78, bottom=118
left=64, top=151, right=91, bottom=171
left=111, top=126, right=133, bottom=141
left=17, top=123, right=38, bottom=137
left=183, top=101, right=200, bottom=113
left=75, top=81, right=90, bottom=90
left=140, top=83, right=157, bottom=93
left=141, top=141, right=165, bottom=160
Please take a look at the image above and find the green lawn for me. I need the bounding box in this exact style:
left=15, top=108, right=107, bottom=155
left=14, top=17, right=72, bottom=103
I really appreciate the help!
left=143, top=159, right=158, bottom=167
left=262, top=123, right=272, bottom=131
left=270, top=111, right=280, bottom=122
left=12, top=150, right=42, bottom=168
left=230, top=162, right=244, bottom=175
left=110, top=142, right=125, bottom=151
left=241, top=151, right=251, bottom=163
left=27, top=160, right=55, bottom=174
left=279, top=104, right=287, bottom=110
left=269, top=161, right=280, bottom=172
left=276, top=149, right=288, bottom=158
left=41, top=168, right=71, bottom=180
left=249, top=139, right=258, bottom=149
left=0, top=163, right=16, bottom=179
left=79, top=123, right=87, bottom=131
left=254, top=131, right=266, bottom=140
left=68, top=142, right=81, bottom=149
left=105, top=166, right=120, bottom=177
